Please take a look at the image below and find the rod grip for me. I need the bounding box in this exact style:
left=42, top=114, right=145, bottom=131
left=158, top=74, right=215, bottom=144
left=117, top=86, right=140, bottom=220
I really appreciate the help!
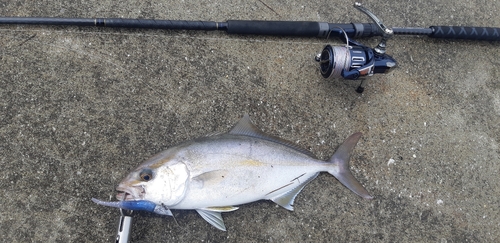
left=429, top=26, right=500, bottom=41
left=227, top=20, right=323, bottom=37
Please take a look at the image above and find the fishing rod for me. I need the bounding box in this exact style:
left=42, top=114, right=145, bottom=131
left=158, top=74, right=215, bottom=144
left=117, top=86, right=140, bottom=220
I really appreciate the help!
left=2, top=2, right=499, bottom=92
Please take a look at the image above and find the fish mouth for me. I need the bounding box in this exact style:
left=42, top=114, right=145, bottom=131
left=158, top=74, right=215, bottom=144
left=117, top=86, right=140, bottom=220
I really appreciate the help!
left=116, top=185, right=144, bottom=201
left=116, top=191, right=134, bottom=201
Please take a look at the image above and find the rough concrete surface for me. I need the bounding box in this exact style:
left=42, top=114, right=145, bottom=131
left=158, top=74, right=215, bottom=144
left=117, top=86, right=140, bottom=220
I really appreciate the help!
left=1, top=0, right=499, bottom=242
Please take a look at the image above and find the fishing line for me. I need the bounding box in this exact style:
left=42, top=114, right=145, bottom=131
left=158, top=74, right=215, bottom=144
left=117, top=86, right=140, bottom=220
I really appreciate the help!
left=160, top=203, right=182, bottom=229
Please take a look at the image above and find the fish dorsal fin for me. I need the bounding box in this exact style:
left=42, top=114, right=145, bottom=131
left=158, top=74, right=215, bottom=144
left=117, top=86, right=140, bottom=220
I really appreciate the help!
left=196, top=209, right=227, bottom=231
left=229, top=114, right=316, bottom=158
left=229, top=114, right=266, bottom=137
left=270, top=173, right=318, bottom=211
left=203, top=131, right=224, bottom=137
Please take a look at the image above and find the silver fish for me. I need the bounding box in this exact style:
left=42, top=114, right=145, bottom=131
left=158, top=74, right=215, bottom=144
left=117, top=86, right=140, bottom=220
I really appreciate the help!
left=93, top=114, right=373, bottom=231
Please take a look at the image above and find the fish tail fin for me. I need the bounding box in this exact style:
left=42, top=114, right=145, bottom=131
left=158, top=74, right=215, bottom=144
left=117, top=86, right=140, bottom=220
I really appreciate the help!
left=328, top=132, right=373, bottom=199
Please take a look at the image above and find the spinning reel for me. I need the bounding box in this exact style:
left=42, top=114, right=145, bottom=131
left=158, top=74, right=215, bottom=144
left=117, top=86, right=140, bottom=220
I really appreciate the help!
left=315, top=3, right=397, bottom=93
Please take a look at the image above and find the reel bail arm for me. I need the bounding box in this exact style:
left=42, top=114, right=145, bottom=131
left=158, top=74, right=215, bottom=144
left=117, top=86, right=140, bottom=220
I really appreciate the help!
left=354, top=2, right=394, bottom=56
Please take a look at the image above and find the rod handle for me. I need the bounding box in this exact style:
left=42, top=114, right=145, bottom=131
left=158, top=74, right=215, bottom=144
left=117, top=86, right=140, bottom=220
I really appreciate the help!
left=227, top=20, right=326, bottom=37
left=226, top=20, right=383, bottom=39
left=429, top=26, right=500, bottom=41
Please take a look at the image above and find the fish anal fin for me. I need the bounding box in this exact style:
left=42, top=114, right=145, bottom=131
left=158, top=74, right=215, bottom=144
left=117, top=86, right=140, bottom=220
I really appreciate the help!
left=196, top=209, right=227, bottom=231
left=203, top=206, right=239, bottom=212
left=269, top=173, right=318, bottom=211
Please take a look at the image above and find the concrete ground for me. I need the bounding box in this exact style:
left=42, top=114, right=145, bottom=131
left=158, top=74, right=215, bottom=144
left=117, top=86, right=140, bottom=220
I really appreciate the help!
left=1, top=0, right=499, bottom=242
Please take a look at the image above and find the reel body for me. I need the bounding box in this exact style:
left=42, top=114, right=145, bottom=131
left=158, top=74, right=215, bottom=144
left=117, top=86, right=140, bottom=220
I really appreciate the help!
left=315, top=3, right=398, bottom=92
left=316, top=41, right=396, bottom=80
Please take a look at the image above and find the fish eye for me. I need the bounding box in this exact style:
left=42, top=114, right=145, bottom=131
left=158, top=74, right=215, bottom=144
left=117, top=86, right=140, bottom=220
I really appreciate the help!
left=139, top=168, right=153, bottom=181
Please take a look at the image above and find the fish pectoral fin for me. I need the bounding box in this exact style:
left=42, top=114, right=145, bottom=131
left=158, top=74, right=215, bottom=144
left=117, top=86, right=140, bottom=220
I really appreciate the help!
left=196, top=209, right=227, bottom=231
left=192, top=170, right=228, bottom=188
left=269, top=173, right=318, bottom=211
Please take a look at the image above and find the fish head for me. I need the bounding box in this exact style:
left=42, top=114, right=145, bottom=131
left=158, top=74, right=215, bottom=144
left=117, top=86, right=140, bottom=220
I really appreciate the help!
left=116, top=152, right=190, bottom=207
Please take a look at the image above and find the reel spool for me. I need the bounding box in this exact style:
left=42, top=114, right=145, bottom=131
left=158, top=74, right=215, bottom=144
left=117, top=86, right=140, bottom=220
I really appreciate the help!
left=315, top=3, right=397, bottom=93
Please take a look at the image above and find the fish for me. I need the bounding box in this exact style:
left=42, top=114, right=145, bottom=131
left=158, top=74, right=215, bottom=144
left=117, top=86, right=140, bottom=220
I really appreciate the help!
left=92, top=114, right=373, bottom=231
